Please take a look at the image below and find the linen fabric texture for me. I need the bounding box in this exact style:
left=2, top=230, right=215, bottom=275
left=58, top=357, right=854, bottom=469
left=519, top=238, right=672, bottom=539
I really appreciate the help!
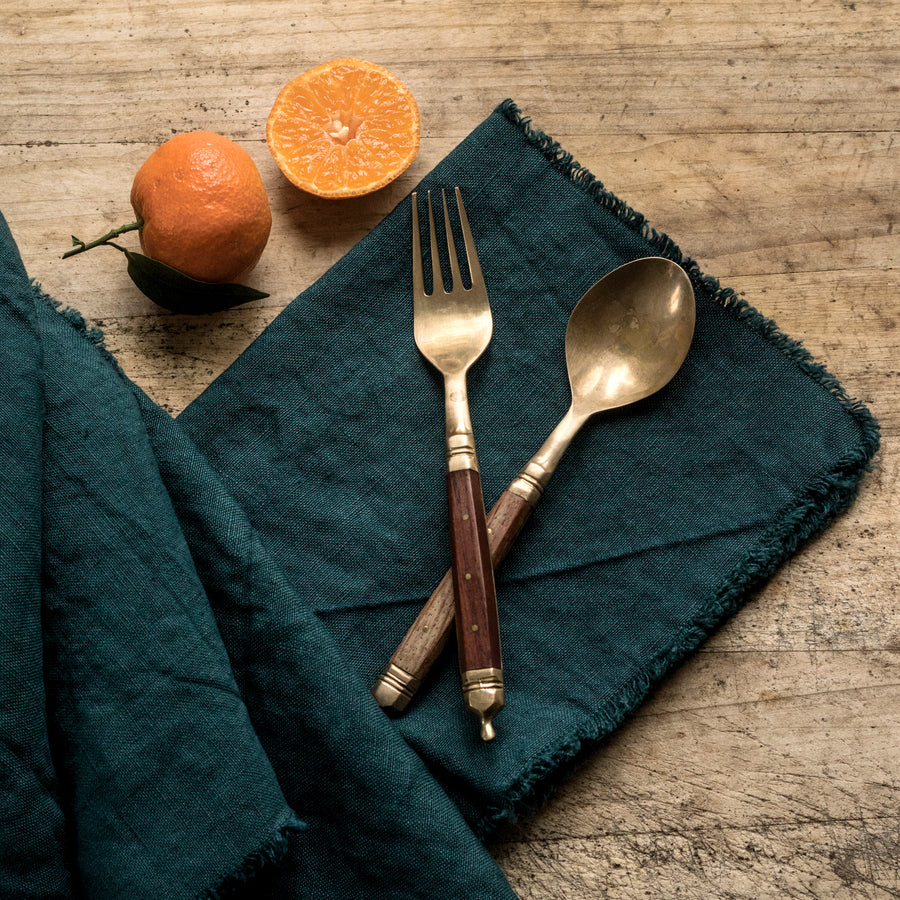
left=0, top=101, right=879, bottom=898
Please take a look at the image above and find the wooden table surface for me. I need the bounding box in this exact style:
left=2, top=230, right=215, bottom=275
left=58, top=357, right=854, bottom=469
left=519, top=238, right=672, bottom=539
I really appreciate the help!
left=3, top=2, right=897, bottom=897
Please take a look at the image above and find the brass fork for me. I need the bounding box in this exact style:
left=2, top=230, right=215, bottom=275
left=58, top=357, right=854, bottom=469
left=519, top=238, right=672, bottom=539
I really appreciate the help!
left=400, top=187, right=503, bottom=740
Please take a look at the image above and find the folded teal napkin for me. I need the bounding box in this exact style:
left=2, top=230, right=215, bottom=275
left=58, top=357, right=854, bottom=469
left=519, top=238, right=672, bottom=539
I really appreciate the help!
left=0, top=100, right=878, bottom=898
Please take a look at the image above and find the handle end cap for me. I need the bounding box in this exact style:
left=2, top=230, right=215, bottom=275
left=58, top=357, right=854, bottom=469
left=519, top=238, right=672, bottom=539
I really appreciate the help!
left=372, top=663, right=422, bottom=713
left=462, top=667, right=504, bottom=741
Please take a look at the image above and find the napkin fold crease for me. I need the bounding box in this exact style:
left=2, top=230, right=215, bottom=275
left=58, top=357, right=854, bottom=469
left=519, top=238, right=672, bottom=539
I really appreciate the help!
left=1, top=100, right=879, bottom=899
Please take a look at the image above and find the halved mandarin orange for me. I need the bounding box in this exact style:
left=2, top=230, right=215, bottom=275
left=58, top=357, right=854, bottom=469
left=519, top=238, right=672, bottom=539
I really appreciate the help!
left=266, top=58, right=420, bottom=199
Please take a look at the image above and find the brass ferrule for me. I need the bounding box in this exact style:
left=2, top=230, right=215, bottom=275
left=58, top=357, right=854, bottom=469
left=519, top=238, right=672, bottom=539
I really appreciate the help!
left=446, top=432, right=479, bottom=472
left=507, top=460, right=551, bottom=506
left=506, top=409, right=588, bottom=506
left=444, top=375, right=479, bottom=472
left=461, top=667, right=505, bottom=741
left=371, top=663, right=422, bottom=713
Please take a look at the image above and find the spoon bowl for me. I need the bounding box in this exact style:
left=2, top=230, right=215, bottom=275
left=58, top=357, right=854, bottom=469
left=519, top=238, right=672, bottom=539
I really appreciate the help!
left=566, top=256, right=696, bottom=419
left=512, top=256, right=696, bottom=501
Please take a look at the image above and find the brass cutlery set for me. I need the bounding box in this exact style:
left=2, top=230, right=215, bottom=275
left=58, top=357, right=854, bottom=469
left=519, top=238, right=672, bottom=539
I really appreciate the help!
left=371, top=187, right=697, bottom=740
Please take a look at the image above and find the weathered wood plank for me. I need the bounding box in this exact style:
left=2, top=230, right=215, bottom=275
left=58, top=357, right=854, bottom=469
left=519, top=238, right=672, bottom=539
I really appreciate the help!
left=492, top=654, right=900, bottom=897
left=2, top=1, right=898, bottom=143
left=495, top=818, right=900, bottom=900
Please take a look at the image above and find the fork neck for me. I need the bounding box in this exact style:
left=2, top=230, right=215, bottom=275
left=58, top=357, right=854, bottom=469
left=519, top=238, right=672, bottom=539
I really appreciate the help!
left=444, top=371, right=479, bottom=472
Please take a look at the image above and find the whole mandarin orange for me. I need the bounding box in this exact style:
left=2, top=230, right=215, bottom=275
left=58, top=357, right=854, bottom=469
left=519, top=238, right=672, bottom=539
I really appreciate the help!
left=130, top=131, right=272, bottom=283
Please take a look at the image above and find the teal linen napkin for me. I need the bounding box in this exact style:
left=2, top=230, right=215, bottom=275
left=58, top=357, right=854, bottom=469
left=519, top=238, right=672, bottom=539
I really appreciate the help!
left=0, top=101, right=878, bottom=898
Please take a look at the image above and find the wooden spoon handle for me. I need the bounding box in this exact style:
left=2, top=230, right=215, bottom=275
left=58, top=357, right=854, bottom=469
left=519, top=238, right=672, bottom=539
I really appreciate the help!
left=371, top=488, right=533, bottom=715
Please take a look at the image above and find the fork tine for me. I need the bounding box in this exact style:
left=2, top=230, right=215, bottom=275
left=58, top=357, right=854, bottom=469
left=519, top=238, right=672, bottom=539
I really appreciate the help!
left=453, top=187, right=484, bottom=290
left=426, top=191, right=443, bottom=296
left=441, top=188, right=462, bottom=292
left=411, top=192, right=425, bottom=298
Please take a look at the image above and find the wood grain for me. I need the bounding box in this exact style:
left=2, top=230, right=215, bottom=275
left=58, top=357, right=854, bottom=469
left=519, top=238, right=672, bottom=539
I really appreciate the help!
left=447, top=468, right=502, bottom=674
left=1, top=0, right=897, bottom=895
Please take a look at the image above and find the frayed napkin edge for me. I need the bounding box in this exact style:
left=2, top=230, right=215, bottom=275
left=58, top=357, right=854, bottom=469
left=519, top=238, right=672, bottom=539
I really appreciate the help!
left=496, top=99, right=879, bottom=447
left=199, top=812, right=307, bottom=900
left=474, top=99, right=881, bottom=838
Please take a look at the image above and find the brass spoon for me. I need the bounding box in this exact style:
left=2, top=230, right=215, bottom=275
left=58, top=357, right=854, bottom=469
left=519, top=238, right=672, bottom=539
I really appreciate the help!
left=373, top=256, right=696, bottom=712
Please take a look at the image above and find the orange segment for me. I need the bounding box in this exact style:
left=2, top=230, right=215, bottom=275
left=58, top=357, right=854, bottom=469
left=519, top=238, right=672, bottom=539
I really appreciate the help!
left=266, top=59, right=420, bottom=199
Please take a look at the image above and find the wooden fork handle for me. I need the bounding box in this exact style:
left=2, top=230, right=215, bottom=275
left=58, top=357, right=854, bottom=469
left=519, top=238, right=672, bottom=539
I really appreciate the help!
left=371, top=489, right=534, bottom=716
left=446, top=467, right=503, bottom=739
left=447, top=469, right=499, bottom=669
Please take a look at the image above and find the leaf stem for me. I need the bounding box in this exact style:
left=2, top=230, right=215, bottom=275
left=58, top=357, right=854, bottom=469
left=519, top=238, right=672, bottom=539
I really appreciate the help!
left=63, top=221, right=141, bottom=258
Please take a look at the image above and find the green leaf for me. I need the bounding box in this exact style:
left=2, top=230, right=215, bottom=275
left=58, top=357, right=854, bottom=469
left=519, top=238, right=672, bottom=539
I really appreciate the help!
left=122, top=250, right=269, bottom=314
